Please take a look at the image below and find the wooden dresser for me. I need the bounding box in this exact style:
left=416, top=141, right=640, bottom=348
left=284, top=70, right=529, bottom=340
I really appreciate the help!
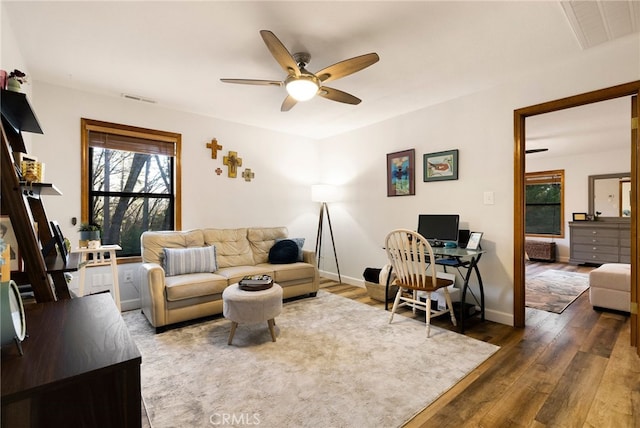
left=569, top=220, right=631, bottom=265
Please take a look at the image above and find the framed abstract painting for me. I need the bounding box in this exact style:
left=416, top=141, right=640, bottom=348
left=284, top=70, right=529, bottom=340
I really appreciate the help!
left=387, top=149, right=415, bottom=197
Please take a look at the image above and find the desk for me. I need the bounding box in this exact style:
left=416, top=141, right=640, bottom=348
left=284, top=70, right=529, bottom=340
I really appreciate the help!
left=1, top=294, right=141, bottom=427
left=74, top=244, right=122, bottom=311
left=385, top=247, right=485, bottom=333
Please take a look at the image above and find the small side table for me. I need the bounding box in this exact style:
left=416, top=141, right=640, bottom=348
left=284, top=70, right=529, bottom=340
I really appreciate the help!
left=74, top=245, right=122, bottom=311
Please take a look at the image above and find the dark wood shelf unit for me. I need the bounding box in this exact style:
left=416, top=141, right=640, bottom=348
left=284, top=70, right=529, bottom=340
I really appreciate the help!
left=0, top=89, right=43, bottom=134
left=0, top=91, right=77, bottom=301
left=20, top=182, right=63, bottom=196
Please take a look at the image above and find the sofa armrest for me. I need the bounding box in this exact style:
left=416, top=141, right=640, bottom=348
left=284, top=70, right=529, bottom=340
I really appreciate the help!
left=302, top=249, right=317, bottom=266
left=139, top=262, right=168, bottom=328
left=302, top=250, right=320, bottom=292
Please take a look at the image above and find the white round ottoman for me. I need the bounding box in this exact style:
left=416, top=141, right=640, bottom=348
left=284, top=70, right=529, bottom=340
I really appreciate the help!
left=222, top=283, right=283, bottom=345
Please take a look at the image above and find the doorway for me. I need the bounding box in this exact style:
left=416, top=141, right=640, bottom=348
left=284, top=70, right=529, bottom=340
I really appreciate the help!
left=513, top=81, right=640, bottom=354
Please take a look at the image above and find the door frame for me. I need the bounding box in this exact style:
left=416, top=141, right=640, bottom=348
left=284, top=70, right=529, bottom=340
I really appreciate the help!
left=513, top=81, right=640, bottom=353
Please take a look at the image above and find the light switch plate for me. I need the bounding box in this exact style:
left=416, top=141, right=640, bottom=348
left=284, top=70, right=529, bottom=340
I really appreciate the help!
left=483, top=191, right=495, bottom=205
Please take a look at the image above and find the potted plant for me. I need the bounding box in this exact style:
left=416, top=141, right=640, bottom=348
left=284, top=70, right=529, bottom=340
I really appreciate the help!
left=78, top=222, right=101, bottom=248
left=6, top=69, right=27, bottom=92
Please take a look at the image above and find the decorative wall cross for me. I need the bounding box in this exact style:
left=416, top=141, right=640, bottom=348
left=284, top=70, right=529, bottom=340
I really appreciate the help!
left=223, top=151, right=242, bottom=178
left=206, top=138, right=223, bottom=159
left=215, top=167, right=223, bottom=176
left=242, top=168, right=255, bottom=182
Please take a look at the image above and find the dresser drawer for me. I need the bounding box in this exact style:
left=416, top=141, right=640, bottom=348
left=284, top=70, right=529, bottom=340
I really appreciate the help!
left=571, top=235, right=619, bottom=246
left=571, top=228, right=619, bottom=239
left=571, top=251, right=620, bottom=263
left=572, top=244, right=619, bottom=256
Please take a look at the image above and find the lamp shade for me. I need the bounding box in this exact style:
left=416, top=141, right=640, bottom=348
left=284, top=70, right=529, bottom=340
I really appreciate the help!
left=311, top=184, right=339, bottom=203
left=285, top=75, right=319, bottom=101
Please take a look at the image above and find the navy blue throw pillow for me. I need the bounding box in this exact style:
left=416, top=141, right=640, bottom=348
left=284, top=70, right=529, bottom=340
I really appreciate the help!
left=269, top=239, right=299, bottom=264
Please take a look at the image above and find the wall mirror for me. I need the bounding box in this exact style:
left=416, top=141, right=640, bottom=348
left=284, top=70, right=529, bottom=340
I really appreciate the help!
left=620, top=179, right=631, bottom=216
left=588, top=172, right=631, bottom=218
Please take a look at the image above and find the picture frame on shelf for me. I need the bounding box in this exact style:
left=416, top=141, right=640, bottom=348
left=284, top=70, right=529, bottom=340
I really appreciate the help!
left=424, top=149, right=459, bottom=182
left=0, top=215, right=22, bottom=272
left=572, top=212, right=588, bottom=221
left=386, top=149, right=415, bottom=197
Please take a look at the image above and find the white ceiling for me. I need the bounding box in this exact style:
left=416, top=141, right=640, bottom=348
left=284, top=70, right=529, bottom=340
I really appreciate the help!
left=3, top=1, right=639, bottom=153
left=525, top=96, right=634, bottom=160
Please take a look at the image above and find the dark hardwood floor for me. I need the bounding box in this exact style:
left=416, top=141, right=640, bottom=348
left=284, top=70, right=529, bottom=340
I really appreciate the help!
left=321, top=261, right=639, bottom=427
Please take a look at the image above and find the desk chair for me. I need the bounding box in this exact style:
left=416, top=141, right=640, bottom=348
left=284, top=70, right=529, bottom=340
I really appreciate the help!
left=385, top=229, right=457, bottom=337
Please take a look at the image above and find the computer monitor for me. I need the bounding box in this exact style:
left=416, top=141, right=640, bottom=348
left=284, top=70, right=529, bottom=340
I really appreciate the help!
left=417, top=214, right=460, bottom=247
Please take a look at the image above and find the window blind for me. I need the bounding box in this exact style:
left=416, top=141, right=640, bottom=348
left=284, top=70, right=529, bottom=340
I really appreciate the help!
left=88, top=130, right=175, bottom=156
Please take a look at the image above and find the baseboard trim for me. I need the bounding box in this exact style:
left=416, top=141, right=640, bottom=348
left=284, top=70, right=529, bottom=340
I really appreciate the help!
left=121, top=297, right=141, bottom=312
left=318, top=270, right=364, bottom=288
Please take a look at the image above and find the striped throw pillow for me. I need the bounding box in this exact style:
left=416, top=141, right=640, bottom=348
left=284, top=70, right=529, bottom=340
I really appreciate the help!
left=163, top=246, right=217, bottom=277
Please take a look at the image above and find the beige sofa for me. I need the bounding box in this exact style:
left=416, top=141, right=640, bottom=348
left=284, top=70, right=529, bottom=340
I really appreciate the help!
left=139, top=227, right=319, bottom=329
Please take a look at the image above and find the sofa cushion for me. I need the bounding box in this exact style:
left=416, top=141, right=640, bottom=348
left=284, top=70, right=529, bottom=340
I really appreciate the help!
left=203, top=228, right=255, bottom=268
left=275, top=237, right=305, bottom=261
left=248, top=227, right=288, bottom=264
left=269, top=239, right=300, bottom=264
left=216, top=265, right=275, bottom=285
left=141, top=229, right=205, bottom=265
left=165, top=272, right=228, bottom=301
left=163, top=246, right=218, bottom=276
left=259, top=262, right=317, bottom=283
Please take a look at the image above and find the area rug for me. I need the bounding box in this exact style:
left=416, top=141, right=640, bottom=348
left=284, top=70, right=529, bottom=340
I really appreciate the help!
left=123, top=291, right=499, bottom=428
left=526, top=270, right=590, bottom=314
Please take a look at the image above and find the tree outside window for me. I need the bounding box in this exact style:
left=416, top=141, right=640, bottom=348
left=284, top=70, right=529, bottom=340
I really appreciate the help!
left=525, top=170, right=564, bottom=238
left=82, top=119, right=181, bottom=259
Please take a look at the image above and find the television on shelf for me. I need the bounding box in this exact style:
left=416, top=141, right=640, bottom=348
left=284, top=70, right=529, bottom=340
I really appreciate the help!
left=417, top=214, right=460, bottom=247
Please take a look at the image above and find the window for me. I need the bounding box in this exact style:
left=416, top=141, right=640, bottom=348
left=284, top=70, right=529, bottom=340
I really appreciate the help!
left=525, top=169, right=564, bottom=238
left=81, top=119, right=181, bottom=258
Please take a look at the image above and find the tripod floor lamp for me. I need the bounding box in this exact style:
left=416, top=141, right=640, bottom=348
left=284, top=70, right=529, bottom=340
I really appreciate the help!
left=312, top=184, right=341, bottom=283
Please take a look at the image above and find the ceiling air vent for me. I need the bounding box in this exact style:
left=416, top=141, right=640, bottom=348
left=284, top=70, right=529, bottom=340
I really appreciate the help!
left=561, top=0, right=640, bottom=49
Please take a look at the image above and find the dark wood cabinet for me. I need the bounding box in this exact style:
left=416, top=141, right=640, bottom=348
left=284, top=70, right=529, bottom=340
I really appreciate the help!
left=1, top=294, right=142, bottom=427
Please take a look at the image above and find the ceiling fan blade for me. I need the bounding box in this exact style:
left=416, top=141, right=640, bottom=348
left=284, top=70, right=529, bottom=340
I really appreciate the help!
left=318, top=87, right=362, bottom=105
left=220, top=79, right=283, bottom=86
left=281, top=95, right=298, bottom=112
left=315, top=53, right=380, bottom=83
left=525, top=148, right=549, bottom=154
left=260, top=30, right=300, bottom=77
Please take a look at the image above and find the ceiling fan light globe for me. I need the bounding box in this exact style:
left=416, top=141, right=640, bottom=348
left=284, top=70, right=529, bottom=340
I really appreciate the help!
left=285, top=76, right=319, bottom=101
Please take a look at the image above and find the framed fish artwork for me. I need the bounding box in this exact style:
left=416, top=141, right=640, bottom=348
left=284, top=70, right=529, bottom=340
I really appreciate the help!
left=423, top=149, right=458, bottom=182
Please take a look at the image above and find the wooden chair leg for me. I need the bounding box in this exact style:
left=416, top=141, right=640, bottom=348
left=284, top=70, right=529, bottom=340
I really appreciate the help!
left=268, top=319, right=277, bottom=342
left=228, top=321, right=238, bottom=345
left=444, top=289, right=457, bottom=326
left=389, top=288, right=402, bottom=323
left=425, top=292, right=432, bottom=338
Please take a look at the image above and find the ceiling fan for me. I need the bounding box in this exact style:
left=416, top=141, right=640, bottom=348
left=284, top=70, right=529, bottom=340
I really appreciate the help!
left=221, top=30, right=379, bottom=112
